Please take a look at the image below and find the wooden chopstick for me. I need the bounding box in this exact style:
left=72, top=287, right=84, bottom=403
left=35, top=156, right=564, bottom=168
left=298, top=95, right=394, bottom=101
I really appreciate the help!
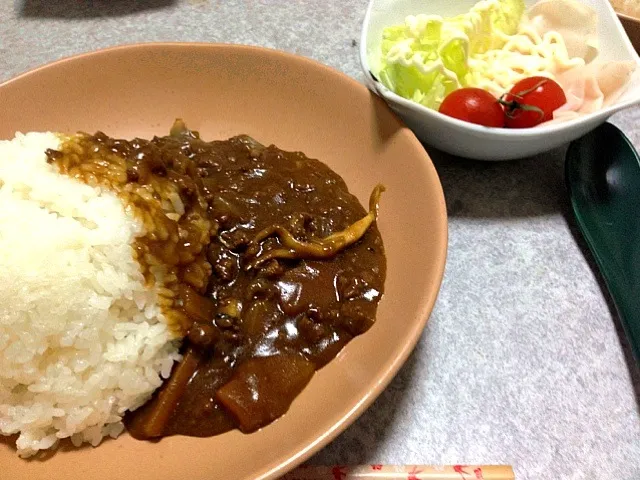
left=282, top=465, right=515, bottom=479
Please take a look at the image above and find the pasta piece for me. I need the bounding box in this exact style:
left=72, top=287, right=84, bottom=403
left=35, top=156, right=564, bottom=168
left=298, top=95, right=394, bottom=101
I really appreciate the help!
left=466, top=0, right=595, bottom=97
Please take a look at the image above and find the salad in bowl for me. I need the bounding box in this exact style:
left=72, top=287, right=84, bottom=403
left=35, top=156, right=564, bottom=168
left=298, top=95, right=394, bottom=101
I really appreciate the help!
left=361, top=0, right=640, bottom=159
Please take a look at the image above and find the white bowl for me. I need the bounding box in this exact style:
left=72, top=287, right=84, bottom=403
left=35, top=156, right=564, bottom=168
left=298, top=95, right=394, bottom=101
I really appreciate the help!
left=360, top=0, right=640, bottom=160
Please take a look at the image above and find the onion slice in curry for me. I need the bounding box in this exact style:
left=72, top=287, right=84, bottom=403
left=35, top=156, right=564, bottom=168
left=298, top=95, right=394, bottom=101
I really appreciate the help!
left=246, top=184, right=385, bottom=269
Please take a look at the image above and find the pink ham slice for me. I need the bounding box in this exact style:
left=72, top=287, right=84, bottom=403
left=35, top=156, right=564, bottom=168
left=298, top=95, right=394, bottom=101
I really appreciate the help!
left=541, top=61, right=637, bottom=125
left=524, top=0, right=637, bottom=125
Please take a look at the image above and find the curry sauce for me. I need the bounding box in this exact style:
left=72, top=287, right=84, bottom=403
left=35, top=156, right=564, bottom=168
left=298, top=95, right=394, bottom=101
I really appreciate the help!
left=47, top=121, right=386, bottom=438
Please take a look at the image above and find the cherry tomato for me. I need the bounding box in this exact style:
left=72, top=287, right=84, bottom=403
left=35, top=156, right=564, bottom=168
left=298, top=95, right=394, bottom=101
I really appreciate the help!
left=438, top=88, right=505, bottom=128
left=502, top=76, right=566, bottom=128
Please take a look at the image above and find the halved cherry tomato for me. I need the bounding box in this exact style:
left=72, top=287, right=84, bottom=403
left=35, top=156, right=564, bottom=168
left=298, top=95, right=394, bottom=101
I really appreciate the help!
left=502, top=76, right=566, bottom=128
left=438, top=88, right=505, bottom=128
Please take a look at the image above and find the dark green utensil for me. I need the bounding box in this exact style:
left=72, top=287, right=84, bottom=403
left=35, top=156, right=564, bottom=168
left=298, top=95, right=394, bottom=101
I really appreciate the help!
left=566, top=122, right=640, bottom=364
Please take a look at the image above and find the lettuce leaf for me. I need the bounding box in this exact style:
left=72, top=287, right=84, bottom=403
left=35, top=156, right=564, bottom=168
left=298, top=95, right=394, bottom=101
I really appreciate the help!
left=378, top=0, right=525, bottom=110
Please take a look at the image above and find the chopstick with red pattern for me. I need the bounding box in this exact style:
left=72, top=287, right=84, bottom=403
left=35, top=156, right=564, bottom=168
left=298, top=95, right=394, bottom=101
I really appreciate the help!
left=282, top=465, right=515, bottom=480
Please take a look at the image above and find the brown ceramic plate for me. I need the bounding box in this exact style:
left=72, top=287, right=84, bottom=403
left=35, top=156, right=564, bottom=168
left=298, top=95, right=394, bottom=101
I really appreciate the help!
left=611, top=0, right=640, bottom=52
left=619, top=12, right=640, bottom=53
left=0, top=43, right=447, bottom=480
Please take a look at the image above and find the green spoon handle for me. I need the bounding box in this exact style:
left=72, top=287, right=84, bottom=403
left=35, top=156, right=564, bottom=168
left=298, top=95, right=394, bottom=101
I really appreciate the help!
left=566, top=122, right=640, bottom=363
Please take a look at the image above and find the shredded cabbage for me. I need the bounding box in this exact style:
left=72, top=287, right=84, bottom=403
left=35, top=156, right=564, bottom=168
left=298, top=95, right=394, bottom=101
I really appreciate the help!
left=378, top=0, right=526, bottom=109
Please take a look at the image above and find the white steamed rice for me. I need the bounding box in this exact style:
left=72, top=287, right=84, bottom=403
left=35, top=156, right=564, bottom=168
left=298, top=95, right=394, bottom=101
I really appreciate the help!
left=0, top=132, right=181, bottom=457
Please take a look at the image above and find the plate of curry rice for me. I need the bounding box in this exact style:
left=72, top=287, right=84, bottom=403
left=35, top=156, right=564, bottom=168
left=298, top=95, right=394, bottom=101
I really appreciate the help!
left=0, top=43, right=447, bottom=480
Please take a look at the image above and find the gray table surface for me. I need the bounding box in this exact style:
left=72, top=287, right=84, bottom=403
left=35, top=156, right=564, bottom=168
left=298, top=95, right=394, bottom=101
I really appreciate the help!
left=2, top=1, right=640, bottom=479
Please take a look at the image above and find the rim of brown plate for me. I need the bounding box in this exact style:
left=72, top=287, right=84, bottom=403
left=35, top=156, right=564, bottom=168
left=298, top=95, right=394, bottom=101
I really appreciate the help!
left=0, top=43, right=448, bottom=480
left=618, top=11, right=640, bottom=23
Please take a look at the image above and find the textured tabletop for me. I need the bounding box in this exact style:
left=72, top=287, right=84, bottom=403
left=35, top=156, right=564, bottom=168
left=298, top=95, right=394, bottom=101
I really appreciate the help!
left=1, top=1, right=639, bottom=479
